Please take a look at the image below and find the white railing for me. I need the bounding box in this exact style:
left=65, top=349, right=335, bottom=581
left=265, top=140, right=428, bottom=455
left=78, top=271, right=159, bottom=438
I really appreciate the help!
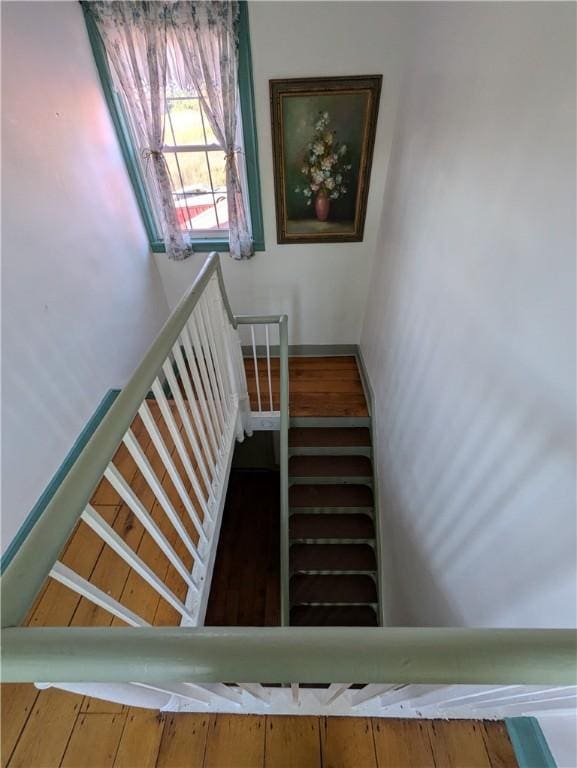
left=1, top=254, right=252, bottom=631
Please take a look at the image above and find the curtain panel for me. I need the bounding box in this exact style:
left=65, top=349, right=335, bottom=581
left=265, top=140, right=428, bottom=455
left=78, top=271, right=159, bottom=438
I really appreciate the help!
left=88, top=1, right=254, bottom=260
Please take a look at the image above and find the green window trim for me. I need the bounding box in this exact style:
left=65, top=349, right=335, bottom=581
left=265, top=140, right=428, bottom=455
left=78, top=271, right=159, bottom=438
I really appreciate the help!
left=81, top=1, right=265, bottom=254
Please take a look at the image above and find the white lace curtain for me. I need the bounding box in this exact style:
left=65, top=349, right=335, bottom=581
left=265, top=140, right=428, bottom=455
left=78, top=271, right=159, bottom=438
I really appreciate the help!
left=88, top=1, right=254, bottom=260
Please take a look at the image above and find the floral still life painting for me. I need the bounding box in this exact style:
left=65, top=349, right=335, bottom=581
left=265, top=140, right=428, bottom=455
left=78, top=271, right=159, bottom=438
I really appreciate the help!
left=270, top=76, right=382, bottom=244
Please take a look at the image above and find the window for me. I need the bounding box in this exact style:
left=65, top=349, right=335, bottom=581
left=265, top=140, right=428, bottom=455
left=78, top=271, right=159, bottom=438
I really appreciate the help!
left=162, top=95, right=230, bottom=234
left=82, top=2, right=264, bottom=254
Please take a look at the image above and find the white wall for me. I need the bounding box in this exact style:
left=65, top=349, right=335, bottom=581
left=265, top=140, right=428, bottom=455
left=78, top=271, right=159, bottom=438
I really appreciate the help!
left=539, top=713, right=577, bottom=768
left=1, top=1, right=169, bottom=552
left=361, top=2, right=576, bottom=627
left=154, top=1, right=409, bottom=345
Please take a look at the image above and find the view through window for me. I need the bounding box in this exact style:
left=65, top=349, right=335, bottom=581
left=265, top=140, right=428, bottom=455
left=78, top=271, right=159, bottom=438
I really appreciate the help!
left=162, top=94, right=229, bottom=234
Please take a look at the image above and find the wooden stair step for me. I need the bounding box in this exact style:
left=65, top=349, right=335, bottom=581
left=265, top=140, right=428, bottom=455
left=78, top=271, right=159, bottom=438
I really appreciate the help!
left=289, top=455, right=372, bottom=478
left=289, top=427, right=371, bottom=448
left=290, top=574, right=377, bottom=604
left=290, top=605, right=378, bottom=626
left=290, top=513, right=375, bottom=540
left=289, top=484, right=374, bottom=509
left=290, top=544, right=376, bottom=572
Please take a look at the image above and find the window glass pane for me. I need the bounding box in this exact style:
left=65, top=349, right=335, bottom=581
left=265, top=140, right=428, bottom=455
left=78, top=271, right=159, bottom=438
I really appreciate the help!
left=164, top=150, right=227, bottom=232
left=207, top=152, right=229, bottom=229
left=164, top=98, right=219, bottom=147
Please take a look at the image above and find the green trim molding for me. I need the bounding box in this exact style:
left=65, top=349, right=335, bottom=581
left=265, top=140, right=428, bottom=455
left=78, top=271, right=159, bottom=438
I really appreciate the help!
left=81, top=1, right=264, bottom=254
left=506, top=717, right=557, bottom=768
left=0, top=389, right=120, bottom=575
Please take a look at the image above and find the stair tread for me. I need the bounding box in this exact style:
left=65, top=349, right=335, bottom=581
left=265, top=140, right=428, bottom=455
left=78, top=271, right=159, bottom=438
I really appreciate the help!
left=290, top=513, right=375, bottom=539
left=289, top=455, right=372, bottom=478
left=291, top=605, right=378, bottom=627
left=291, top=544, right=376, bottom=572
left=289, top=427, right=371, bottom=448
left=290, top=574, right=377, bottom=604
left=290, top=484, right=374, bottom=508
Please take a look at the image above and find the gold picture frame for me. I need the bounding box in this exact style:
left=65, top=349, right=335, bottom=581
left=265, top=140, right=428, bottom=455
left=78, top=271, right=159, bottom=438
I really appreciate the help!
left=270, top=75, right=382, bottom=244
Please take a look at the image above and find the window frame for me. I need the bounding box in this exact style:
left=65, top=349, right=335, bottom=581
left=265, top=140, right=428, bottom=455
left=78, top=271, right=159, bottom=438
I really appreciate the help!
left=81, top=1, right=265, bottom=253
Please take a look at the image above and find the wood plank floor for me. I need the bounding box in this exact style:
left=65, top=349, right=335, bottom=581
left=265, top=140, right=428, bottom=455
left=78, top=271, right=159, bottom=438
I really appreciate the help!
left=244, top=356, right=369, bottom=417
left=2, top=703, right=519, bottom=767
left=205, top=470, right=280, bottom=626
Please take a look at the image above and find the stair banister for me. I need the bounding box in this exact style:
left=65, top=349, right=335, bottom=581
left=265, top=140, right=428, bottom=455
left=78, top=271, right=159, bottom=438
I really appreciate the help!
left=0, top=252, right=246, bottom=629
left=3, top=626, right=575, bottom=685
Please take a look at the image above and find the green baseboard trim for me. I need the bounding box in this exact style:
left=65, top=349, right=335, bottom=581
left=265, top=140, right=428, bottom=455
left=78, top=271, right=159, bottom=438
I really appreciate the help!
left=505, top=717, right=557, bottom=768
left=0, top=389, right=121, bottom=575
left=242, top=344, right=359, bottom=358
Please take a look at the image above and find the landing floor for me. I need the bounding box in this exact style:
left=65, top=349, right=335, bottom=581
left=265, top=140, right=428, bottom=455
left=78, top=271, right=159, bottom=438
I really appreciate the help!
left=2, top=700, right=518, bottom=767
left=205, top=469, right=280, bottom=626
left=244, top=355, right=369, bottom=417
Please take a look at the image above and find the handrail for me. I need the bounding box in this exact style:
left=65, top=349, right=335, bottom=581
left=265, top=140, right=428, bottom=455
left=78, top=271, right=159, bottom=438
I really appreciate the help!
left=2, top=626, right=575, bottom=684
left=1, top=252, right=232, bottom=629
left=235, top=314, right=290, bottom=625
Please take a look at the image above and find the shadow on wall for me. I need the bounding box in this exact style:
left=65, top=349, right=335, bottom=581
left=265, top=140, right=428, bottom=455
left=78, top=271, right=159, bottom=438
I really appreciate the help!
left=367, top=208, right=575, bottom=627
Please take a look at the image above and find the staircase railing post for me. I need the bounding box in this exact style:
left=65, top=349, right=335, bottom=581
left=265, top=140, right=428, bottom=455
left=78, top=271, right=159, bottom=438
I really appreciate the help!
left=279, top=314, right=290, bottom=626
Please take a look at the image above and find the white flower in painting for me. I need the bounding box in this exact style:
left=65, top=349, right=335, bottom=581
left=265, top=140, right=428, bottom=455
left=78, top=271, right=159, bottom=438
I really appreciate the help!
left=325, top=177, right=336, bottom=190
left=295, top=186, right=301, bottom=193
left=341, top=186, right=348, bottom=194
left=312, top=141, right=325, bottom=155
left=323, top=111, right=329, bottom=119
left=323, top=132, right=333, bottom=145
left=336, top=174, right=342, bottom=184
left=301, top=164, right=309, bottom=175
left=339, top=144, right=347, bottom=156
left=303, top=187, right=312, bottom=197
left=330, top=191, right=339, bottom=199
left=311, top=183, right=319, bottom=192
left=321, top=156, right=334, bottom=170
left=312, top=169, right=324, bottom=185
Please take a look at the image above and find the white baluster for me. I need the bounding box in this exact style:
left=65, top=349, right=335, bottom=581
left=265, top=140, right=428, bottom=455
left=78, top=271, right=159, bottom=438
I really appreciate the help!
left=179, top=325, right=220, bottom=464
left=151, top=379, right=211, bottom=527
left=192, top=307, right=226, bottom=432
left=50, top=562, right=149, bottom=627
left=187, top=314, right=224, bottom=447
left=172, top=341, right=217, bottom=482
left=138, top=400, right=209, bottom=540
left=122, top=429, right=202, bottom=564
left=265, top=325, right=274, bottom=412
left=82, top=505, right=197, bottom=620
left=200, top=291, right=230, bottom=418
left=162, top=358, right=213, bottom=494
left=104, top=462, right=200, bottom=587
left=250, top=325, right=262, bottom=412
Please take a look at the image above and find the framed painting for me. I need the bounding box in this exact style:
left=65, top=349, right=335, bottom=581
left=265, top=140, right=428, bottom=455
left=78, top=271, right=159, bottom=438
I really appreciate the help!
left=270, top=75, right=382, bottom=244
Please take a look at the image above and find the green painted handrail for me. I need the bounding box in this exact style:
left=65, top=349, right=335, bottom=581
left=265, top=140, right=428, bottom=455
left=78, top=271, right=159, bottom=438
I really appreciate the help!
left=0, top=253, right=232, bottom=629
left=2, top=627, right=575, bottom=684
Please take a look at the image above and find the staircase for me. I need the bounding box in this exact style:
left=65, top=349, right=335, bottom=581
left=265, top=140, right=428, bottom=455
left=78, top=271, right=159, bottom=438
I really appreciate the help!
left=287, top=418, right=379, bottom=626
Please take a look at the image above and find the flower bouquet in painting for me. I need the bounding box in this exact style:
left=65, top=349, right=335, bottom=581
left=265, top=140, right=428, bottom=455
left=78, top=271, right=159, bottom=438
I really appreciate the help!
left=295, top=111, right=352, bottom=221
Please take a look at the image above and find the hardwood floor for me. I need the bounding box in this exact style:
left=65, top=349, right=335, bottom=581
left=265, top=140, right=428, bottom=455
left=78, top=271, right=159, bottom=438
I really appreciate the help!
left=244, top=356, right=369, bottom=417
left=2, top=700, right=518, bottom=768
left=204, top=470, right=280, bottom=626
